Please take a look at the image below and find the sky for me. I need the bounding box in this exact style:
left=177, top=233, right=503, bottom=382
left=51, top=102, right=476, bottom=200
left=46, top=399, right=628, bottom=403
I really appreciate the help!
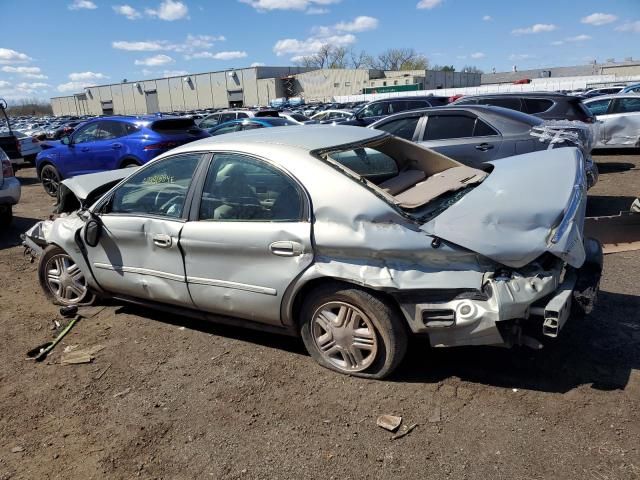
left=0, top=0, right=639, bottom=102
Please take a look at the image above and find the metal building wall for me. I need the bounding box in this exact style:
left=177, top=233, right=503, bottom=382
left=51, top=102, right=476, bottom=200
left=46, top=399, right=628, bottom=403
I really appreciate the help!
left=293, top=69, right=372, bottom=101
left=210, top=72, right=228, bottom=108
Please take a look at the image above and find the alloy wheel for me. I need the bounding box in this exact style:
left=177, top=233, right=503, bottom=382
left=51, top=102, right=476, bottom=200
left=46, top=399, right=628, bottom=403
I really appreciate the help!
left=311, top=301, right=378, bottom=373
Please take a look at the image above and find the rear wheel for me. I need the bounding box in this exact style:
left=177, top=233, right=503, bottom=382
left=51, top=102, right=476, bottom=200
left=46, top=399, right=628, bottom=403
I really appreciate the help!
left=120, top=159, right=140, bottom=168
left=40, top=164, right=61, bottom=197
left=38, top=245, right=94, bottom=306
left=300, top=284, right=408, bottom=379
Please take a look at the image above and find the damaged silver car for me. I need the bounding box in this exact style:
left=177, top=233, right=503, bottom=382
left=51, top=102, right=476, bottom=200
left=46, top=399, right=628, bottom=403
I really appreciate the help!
left=24, top=126, right=602, bottom=379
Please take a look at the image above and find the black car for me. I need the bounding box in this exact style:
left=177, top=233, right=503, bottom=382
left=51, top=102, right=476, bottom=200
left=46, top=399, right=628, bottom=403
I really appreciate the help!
left=340, top=96, right=448, bottom=127
left=451, top=92, right=595, bottom=123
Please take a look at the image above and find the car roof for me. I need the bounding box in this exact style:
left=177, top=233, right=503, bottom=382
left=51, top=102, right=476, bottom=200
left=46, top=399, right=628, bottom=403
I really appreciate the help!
left=583, top=93, right=640, bottom=102
left=460, top=92, right=577, bottom=100
left=172, top=125, right=385, bottom=153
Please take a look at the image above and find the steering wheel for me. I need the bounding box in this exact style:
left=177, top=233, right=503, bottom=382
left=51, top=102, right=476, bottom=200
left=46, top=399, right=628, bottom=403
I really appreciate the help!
left=153, top=184, right=185, bottom=212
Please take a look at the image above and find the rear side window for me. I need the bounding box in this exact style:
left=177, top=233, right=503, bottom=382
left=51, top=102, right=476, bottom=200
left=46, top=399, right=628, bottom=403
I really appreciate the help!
left=151, top=118, right=197, bottom=133
left=585, top=99, right=611, bottom=116
left=474, top=119, right=499, bottom=137
left=478, top=97, right=523, bottom=111
left=360, top=102, right=388, bottom=118
left=125, top=123, right=141, bottom=135
left=237, top=112, right=249, bottom=119
left=389, top=101, right=407, bottom=113
left=97, top=121, right=127, bottom=140
left=240, top=123, right=263, bottom=130
left=407, top=100, right=430, bottom=109
left=220, top=113, right=236, bottom=123
left=376, top=116, right=420, bottom=140
left=523, top=98, right=554, bottom=114
left=423, top=115, right=476, bottom=140
left=612, top=97, right=640, bottom=114
left=211, top=124, right=240, bottom=136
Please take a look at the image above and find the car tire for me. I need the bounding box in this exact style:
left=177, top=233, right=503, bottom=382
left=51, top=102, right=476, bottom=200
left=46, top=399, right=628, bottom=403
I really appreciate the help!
left=300, top=283, right=408, bottom=379
left=120, top=159, right=140, bottom=168
left=38, top=245, right=95, bottom=306
left=0, top=205, right=12, bottom=226
left=40, top=164, right=61, bottom=197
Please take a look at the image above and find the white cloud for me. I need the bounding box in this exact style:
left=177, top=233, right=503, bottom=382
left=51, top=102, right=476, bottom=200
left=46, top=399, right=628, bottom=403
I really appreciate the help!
left=509, top=53, right=535, bottom=61
left=470, top=52, right=485, bottom=59
left=615, top=21, right=640, bottom=33
left=1, top=66, right=47, bottom=79
left=57, top=82, right=91, bottom=93
left=274, top=34, right=356, bottom=56
left=332, top=16, right=378, bottom=32
left=16, top=82, right=50, bottom=93
left=581, top=13, right=618, bottom=26
left=240, top=0, right=341, bottom=14
left=273, top=15, right=377, bottom=57
left=482, top=15, right=492, bottom=21
left=134, top=54, right=174, bottom=66
left=112, top=41, right=166, bottom=51
left=0, top=48, right=32, bottom=64
left=113, top=4, right=141, bottom=19
left=566, top=34, right=591, bottom=42
left=187, top=51, right=248, bottom=60
left=512, top=23, right=557, bottom=35
left=145, top=0, right=189, bottom=20
left=251, top=62, right=266, bottom=67
left=112, top=35, right=226, bottom=54
left=416, top=0, right=442, bottom=9
left=68, top=71, right=109, bottom=81
left=68, top=0, right=97, bottom=10
left=0, top=81, right=10, bottom=89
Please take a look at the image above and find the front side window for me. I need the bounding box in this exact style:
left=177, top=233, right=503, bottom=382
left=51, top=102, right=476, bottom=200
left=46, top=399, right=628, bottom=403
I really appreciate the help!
left=108, top=153, right=201, bottom=218
left=376, top=116, right=420, bottom=140
left=199, top=154, right=304, bottom=222
left=240, top=122, right=264, bottom=130
left=220, top=113, right=236, bottom=123
left=72, top=122, right=100, bottom=144
left=585, top=99, right=611, bottom=116
left=200, top=115, right=219, bottom=129
left=478, top=97, right=523, bottom=111
left=211, top=124, right=240, bottom=136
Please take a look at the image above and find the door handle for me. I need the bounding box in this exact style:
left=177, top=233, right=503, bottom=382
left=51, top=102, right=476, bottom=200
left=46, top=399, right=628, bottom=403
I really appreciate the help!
left=475, top=143, right=494, bottom=151
left=269, top=241, right=303, bottom=257
left=111, top=143, right=122, bottom=149
left=152, top=234, right=172, bottom=248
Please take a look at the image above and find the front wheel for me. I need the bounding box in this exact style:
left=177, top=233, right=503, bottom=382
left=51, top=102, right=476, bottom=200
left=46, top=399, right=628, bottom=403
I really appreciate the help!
left=38, top=245, right=94, bottom=306
left=40, top=164, right=61, bottom=197
left=300, top=284, right=408, bottom=379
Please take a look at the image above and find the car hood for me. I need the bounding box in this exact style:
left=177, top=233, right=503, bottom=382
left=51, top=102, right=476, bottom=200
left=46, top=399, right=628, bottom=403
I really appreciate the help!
left=421, top=147, right=587, bottom=269
left=60, top=168, right=137, bottom=202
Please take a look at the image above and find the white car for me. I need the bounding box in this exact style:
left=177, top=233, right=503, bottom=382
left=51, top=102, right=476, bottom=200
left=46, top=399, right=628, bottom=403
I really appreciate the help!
left=15, top=131, right=42, bottom=164
left=583, top=94, right=640, bottom=148
left=310, top=110, right=354, bottom=123
left=0, top=147, right=21, bottom=225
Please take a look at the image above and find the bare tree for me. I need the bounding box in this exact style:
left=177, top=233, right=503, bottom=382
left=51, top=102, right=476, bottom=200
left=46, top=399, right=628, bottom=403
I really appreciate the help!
left=296, top=44, right=349, bottom=69
left=371, top=48, right=428, bottom=71
left=349, top=49, right=374, bottom=69
left=432, top=64, right=455, bottom=72
left=327, top=46, right=348, bottom=69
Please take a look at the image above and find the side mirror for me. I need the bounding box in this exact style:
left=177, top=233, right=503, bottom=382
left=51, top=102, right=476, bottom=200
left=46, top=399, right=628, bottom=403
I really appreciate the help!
left=84, top=217, right=102, bottom=247
left=61, top=136, right=71, bottom=146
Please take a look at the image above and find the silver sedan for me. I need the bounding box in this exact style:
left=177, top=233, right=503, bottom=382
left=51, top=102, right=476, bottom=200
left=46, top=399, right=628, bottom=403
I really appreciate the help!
left=30, top=126, right=601, bottom=378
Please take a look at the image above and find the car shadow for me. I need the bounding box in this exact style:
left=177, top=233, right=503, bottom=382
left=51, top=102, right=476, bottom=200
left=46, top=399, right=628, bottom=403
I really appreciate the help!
left=15, top=167, right=40, bottom=185
left=586, top=195, right=637, bottom=217
left=593, top=147, right=640, bottom=156
left=393, top=290, right=640, bottom=393
left=113, top=304, right=307, bottom=356
left=113, top=290, right=639, bottom=394
left=0, top=216, right=40, bottom=250
left=595, top=162, right=636, bottom=174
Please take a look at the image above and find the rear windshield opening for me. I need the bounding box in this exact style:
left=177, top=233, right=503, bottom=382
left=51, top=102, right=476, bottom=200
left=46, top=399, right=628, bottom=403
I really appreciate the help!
left=151, top=118, right=199, bottom=133
left=322, top=137, right=487, bottom=211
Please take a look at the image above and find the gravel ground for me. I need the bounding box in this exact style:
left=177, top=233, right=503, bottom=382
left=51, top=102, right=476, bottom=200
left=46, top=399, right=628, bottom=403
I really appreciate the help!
left=0, top=153, right=639, bottom=480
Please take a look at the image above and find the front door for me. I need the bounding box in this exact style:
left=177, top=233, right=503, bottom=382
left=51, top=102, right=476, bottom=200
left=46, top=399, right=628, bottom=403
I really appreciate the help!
left=86, top=152, right=203, bottom=306
left=63, top=121, right=101, bottom=176
left=180, top=152, right=313, bottom=326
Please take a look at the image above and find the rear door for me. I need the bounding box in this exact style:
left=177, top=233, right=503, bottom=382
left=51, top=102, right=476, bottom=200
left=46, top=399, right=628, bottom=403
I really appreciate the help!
left=180, top=152, right=313, bottom=326
left=418, top=112, right=502, bottom=166
left=604, top=97, right=640, bottom=146
left=91, top=120, right=129, bottom=171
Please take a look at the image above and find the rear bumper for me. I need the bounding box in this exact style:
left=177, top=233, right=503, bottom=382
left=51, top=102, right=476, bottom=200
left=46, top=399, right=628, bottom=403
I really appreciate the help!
left=397, top=238, right=603, bottom=348
left=0, top=177, right=21, bottom=205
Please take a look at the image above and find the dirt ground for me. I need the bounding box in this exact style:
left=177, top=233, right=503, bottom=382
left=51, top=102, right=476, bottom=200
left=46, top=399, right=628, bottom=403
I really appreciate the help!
left=0, top=152, right=639, bottom=480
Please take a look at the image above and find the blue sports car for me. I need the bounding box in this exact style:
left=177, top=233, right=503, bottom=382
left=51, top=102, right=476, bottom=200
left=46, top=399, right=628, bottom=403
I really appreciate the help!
left=36, top=115, right=209, bottom=196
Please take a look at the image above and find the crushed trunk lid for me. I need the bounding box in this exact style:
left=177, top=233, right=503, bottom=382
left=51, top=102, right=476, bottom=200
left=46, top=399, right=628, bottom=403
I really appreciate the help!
left=421, top=147, right=587, bottom=268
